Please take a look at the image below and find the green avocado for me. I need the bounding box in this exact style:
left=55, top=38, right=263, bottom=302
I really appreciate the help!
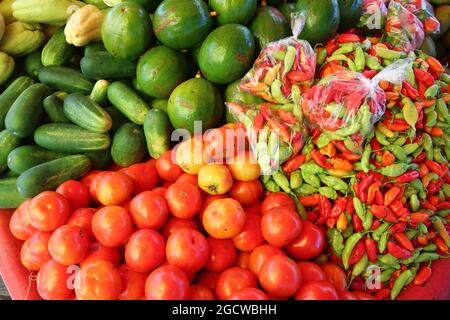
left=250, top=6, right=290, bottom=51
left=209, top=0, right=257, bottom=25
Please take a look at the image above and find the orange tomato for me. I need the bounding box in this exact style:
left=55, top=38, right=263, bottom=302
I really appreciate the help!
left=175, top=136, right=205, bottom=174
left=202, top=198, right=246, bottom=239
left=198, top=164, right=234, bottom=195
left=118, top=264, right=148, bottom=300
left=91, top=206, right=134, bottom=248
left=129, top=191, right=169, bottom=229
left=227, top=150, right=260, bottom=181
left=199, top=194, right=228, bottom=222
left=27, top=191, right=71, bottom=232
left=165, top=182, right=202, bottom=219
left=67, top=207, right=96, bottom=241
left=75, top=260, right=122, bottom=300
left=155, top=150, right=184, bottom=182
left=20, top=231, right=52, bottom=271
left=37, top=259, right=75, bottom=300
left=87, top=171, right=111, bottom=203
left=95, top=171, right=135, bottom=206
left=48, top=225, right=90, bottom=266
left=229, top=179, right=263, bottom=206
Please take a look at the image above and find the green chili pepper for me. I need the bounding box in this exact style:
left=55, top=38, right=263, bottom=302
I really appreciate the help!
left=334, top=120, right=361, bottom=137
left=363, top=210, right=373, bottom=231
left=378, top=163, right=410, bottom=177
left=409, top=194, right=420, bottom=212
left=342, top=232, right=364, bottom=270
left=327, top=54, right=349, bottom=62
left=316, top=133, right=330, bottom=148
left=300, top=162, right=323, bottom=174
left=271, top=49, right=286, bottom=61
left=378, top=254, right=398, bottom=266
left=366, top=54, right=383, bottom=71
left=418, top=222, right=428, bottom=234
left=380, top=268, right=396, bottom=282
left=402, top=143, right=419, bottom=155
left=405, top=229, right=418, bottom=240
left=391, top=269, right=414, bottom=300
left=378, top=231, right=389, bottom=253
left=359, top=103, right=373, bottom=137
left=426, top=111, right=438, bottom=127
left=319, top=174, right=348, bottom=193
left=290, top=170, right=303, bottom=189
left=441, top=73, right=450, bottom=84
left=414, top=252, right=441, bottom=264
left=445, top=141, right=450, bottom=160
left=291, top=85, right=301, bottom=105
left=382, top=59, right=393, bottom=67
left=295, top=184, right=318, bottom=196
left=301, top=140, right=314, bottom=157
left=354, top=46, right=365, bottom=72
left=317, top=48, right=327, bottom=65
left=424, top=84, right=440, bottom=100
left=399, top=249, right=421, bottom=265
left=437, top=209, right=450, bottom=218
left=432, top=218, right=450, bottom=247
left=423, top=243, right=438, bottom=252
left=333, top=43, right=356, bottom=56
left=347, top=58, right=357, bottom=71
left=375, top=129, right=390, bottom=146
left=264, top=179, right=281, bottom=193
left=353, top=197, right=366, bottom=221
left=373, top=222, right=391, bottom=241
left=301, top=171, right=321, bottom=188
left=385, top=145, right=408, bottom=161
left=436, top=99, right=450, bottom=123
left=283, top=45, right=296, bottom=77
left=375, top=47, right=406, bottom=60
left=272, top=170, right=291, bottom=193
left=433, top=148, right=446, bottom=164
left=327, top=228, right=344, bottom=256
left=271, top=79, right=290, bottom=104
left=291, top=193, right=307, bottom=220
left=343, top=139, right=361, bottom=154
left=443, top=184, right=450, bottom=198
left=351, top=253, right=368, bottom=280
left=402, top=97, right=418, bottom=130
left=403, top=187, right=416, bottom=199
left=319, top=186, right=338, bottom=200
left=393, top=136, right=407, bottom=146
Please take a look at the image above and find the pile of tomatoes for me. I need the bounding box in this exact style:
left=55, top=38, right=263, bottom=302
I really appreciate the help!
left=9, top=142, right=377, bottom=300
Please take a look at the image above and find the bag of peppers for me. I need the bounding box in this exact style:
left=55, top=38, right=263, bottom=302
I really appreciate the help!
left=391, top=0, right=440, bottom=35
left=358, top=0, right=388, bottom=30
left=385, top=1, right=425, bottom=52
left=240, top=13, right=316, bottom=105
left=226, top=101, right=309, bottom=175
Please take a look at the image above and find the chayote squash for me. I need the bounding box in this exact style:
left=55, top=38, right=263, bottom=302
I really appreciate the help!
left=0, top=51, right=14, bottom=85
left=65, top=4, right=104, bottom=47
left=0, top=0, right=16, bottom=24
left=0, top=14, right=4, bottom=41
left=0, top=21, right=45, bottom=57
left=12, top=0, right=85, bottom=26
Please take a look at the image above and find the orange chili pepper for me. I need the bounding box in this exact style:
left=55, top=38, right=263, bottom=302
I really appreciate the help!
left=382, top=151, right=396, bottom=166
left=326, top=217, right=336, bottom=229
left=442, top=96, right=450, bottom=103
left=385, top=91, right=399, bottom=101
left=336, top=213, right=348, bottom=231
left=393, top=232, right=414, bottom=252
left=417, top=234, right=429, bottom=246
left=428, top=195, right=439, bottom=206
left=429, top=127, right=444, bottom=137
left=422, top=172, right=438, bottom=188
left=386, top=122, right=410, bottom=131
left=367, top=181, right=382, bottom=205
left=299, top=194, right=320, bottom=207
left=329, top=157, right=354, bottom=171
left=415, top=99, right=436, bottom=108
left=319, top=143, right=336, bottom=158
left=384, top=186, right=402, bottom=207
left=379, top=80, right=390, bottom=90
left=432, top=235, right=449, bottom=253
left=419, top=163, right=429, bottom=178
left=425, top=56, right=445, bottom=74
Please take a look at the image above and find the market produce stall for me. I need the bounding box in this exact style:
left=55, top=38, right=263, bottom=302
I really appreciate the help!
left=0, top=0, right=449, bottom=301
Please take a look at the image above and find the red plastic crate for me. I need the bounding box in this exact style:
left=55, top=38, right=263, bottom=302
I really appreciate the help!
left=0, top=209, right=448, bottom=300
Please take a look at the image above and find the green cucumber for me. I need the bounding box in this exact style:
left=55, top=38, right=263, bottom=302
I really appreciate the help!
left=5, top=83, right=49, bottom=138
left=17, top=155, right=92, bottom=198
left=38, top=65, right=93, bottom=94
left=63, top=93, right=112, bottom=133
left=80, top=51, right=137, bottom=80
left=7, top=145, right=68, bottom=174
left=107, top=82, right=150, bottom=125
left=111, top=123, right=146, bottom=166
left=24, top=51, right=43, bottom=79
left=84, top=42, right=106, bottom=56
left=105, top=106, right=129, bottom=132
left=0, top=129, right=21, bottom=173
left=34, top=123, right=111, bottom=153
left=85, top=148, right=113, bottom=170
left=43, top=94, right=70, bottom=123
left=143, top=109, right=172, bottom=159
left=41, top=27, right=76, bottom=66
left=0, top=76, right=34, bottom=130
left=0, top=177, right=27, bottom=208
left=90, top=80, right=109, bottom=106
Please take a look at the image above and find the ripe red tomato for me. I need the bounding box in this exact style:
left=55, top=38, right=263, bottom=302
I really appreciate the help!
left=195, top=270, right=220, bottom=292
left=155, top=150, right=184, bottom=182
left=161, top=217, right=198, bottom=239
left=244, top=201, right=262, bottom=216
left=229, top=288, right=268, bottom=300
left=9, top=200, right=36, bottom=241
left=125, top=229, right=165, bottom=273
left=95, top=171, right=135, bottom=206
left=20, top=231, right=52, bottom=271
left=152, top=187, right=167, bottom=197
left=320, top=262, right=347, bottom=291
left=261, top=206, right=302, bottom=247
left=48, top=225, right=90, bottom=266
left=165, top=182, right=202, bottom=219
left=27, top=191, right=71, bottom=232
left=285, top=220, right=326, bottom=260
left=295, top=281, right=339, bottom=300
left=88, top=171, right=110, bottom=203
left=129, top=191, right=168, bottom=229
left=261, top=192, right=296, bottom=214
left=215, top=267, right=257, bottom=300
left=118, top=264, right=148, bottom=300
left=205, top=237, right=236, bottom=272
left=166, top=228, right=209, bottom=273
left=202, top=198, right=246, bottom=239
left=259, top=255, right=302, bottom=298
left=352, top=291, right=377, bottom=300
left=232, top=213, right=264, bottom=252
left=80, top=170, right=102, bottom=188
left=37, top=259, right=75, bottom=300
left=189, top=284, right=215, bottom=300
left=122, top=161, right=158, bottom=194
left=248, top=244, right=285, bottom=277
left=91, top=206, right=133, bottom=248
left=176, top=173, right=199, bottom=185
left=229, top=180, right=263, bottom=207
left=66, top=207, right=96, bottom=241
left=56, top=180, right=90, bottom=210
left=297, top=261, right=326, bottom=283
left=145, top=265, right=189, bottom=300
left=80, top=242, right=121, bottom=268
left=338, top=290, right=359, bottom=300
left=236, top=251, right=251, bottom=270
left=75, top=260, right=121, bottom=300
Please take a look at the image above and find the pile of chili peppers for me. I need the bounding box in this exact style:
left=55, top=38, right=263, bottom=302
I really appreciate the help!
left=392, top=0, right=441, bottom=35
left=260, top=28, right=450, bottom=299
left=240, top=38, right=316, bottom=104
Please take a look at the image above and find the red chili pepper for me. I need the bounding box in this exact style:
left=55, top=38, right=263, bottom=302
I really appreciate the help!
left=353, top=181, right=362, bottom=200
left=402, top=81, right=419, bottom=100
left=367, top=181, right=382, bottom=205
left=441, top=163, right=449, bottom=177
left=374, top=288, right=391, bottom=300
left=432, top=235, right=449, bottom=253
left=300, top=194, right=320, bottom=207
left=388, top=200, right=409, bottom=217
left=393, top=232, right=414, bottom=251
left=414, top=68, right=435, bottom=87
left=351, top=276, right=365, bottom=292
left=330, top=197, right=347, bottom=218
left=390, top=223, right=406, bottom=234
left=427, top=180, right=440, bottom=195
left=387, top=241, right=412, bottom=259
left=424, top=160, right=444, bottom=177
left=352, top=214, right=364, bottom=232
left=365, top=238, right=378, bottom=263
left=362, top=69, right=378, bottom=79
left=282, top=154, right=306, bottom=174
left=370, top=219, right=381, bottom=230
left=375, top=190, right=384, bottom=206
left=384, top=208, right=398, bottom=223
left=265, top=117, right=290, bottom=142
left=287, top=70, right=311, bottom=82
left=346, top=196, right=355, bottom=215
left=384, top=186, right=402, bottom=206
left=278, top=109, right=297, bottom=125
left=325, top=39, right=339, bottom=55
left=356, top=172, right=368, bottom=180
left=319, top=195, right=332, bottom=217
left=310, top=149, right=333, bottom=169
left=407, top=213, right=430, bottom=223
left=418, top=81, right=426, bottom=100
left=253, top=113, right=264, bottom=130
left=369, top=171, right=383, bottom=182
left=421, top=200, right=436, bottom=211
left=336, top=34, right=360, bottom=43
left=349, top=240, right=366, bottom=265
left=359, top=176, right=375, bottom=203
left=371, top=205, right=387, bottom=219
left=396, top=170, right=420, bottom=183
left=413, top=266, right=432, bottom=286
left=435, top=202, right=450, bottom=211
left=370, top=136, right=382, bottom=151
